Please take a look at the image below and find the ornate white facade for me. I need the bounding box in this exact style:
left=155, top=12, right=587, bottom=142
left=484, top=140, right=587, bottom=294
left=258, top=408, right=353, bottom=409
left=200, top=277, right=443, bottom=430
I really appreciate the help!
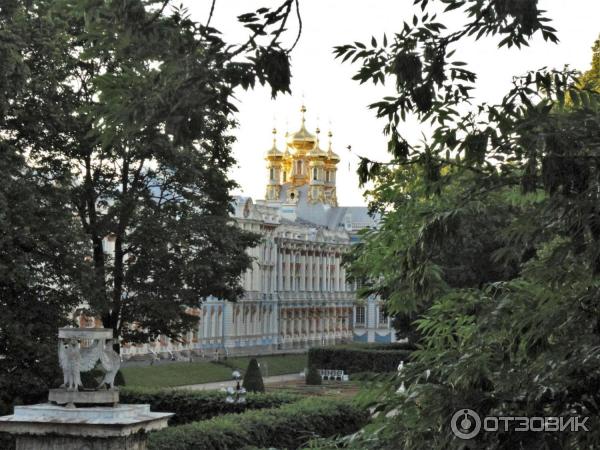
left=121, top=106, right=395, bottom=360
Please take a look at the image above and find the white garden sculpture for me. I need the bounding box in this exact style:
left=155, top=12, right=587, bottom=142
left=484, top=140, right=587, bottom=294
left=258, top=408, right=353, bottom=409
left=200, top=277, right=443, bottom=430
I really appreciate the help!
left=57, top=328, right=121, bottom=392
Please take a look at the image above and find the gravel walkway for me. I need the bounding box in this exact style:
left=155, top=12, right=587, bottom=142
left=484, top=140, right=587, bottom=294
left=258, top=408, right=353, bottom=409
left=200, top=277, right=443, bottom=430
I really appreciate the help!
left=174, top=373, right=304, bottom=391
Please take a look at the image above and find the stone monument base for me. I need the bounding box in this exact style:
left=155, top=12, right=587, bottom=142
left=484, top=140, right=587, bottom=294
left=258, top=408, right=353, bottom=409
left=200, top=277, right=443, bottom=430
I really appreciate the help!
left=49, top=388, right=119, bottom=407
left=14, top=433, right=147, bottom=450
left=0, top=403, right=172, bottom=450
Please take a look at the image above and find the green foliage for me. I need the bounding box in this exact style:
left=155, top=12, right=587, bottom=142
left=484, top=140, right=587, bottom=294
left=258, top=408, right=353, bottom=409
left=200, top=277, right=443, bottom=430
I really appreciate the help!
left=147, top=397, right=367, bottom=450
left=0, top=433, right=14, bottom=450
left=578, top=34, right=600, bottom=92
left=80, top=368, right=125, bottom=389
left=243, top=358, right=265, bottom=393
left=305, top=366, right=322, bottom=385
left=120, top=387, right=300, bottom=425
left=0, top=0, right=298, bottom=347
left=334, top=1, right=600, bottom=449
left=0, top=144, right=87, bottom=414
left=308, top=346, right=411, bottom=374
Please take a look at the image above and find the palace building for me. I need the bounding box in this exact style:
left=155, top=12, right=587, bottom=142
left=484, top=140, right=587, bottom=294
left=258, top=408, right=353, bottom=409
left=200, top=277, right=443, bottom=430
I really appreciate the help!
left=121, top=106, right=396, bottom=360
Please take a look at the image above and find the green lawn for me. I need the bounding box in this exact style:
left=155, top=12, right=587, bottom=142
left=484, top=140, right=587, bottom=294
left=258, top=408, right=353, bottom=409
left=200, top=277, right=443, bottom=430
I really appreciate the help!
left=122, top=353, right=307, bottom=388
left=217, top=354, right=307, bottom=378
left=121, top=361, right=232, bottom=388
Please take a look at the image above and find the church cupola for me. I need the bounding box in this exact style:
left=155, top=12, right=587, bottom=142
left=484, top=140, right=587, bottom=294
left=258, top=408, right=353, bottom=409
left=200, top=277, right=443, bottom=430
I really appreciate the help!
left=269, top=103, right=339, bottom=207
left=307, top=128, right=328, bottom=203
left=287, top=105, right=316, bottom=153
left=265, top=128, right=283, bottom=201
left=325, top=130, right=339, bottom=186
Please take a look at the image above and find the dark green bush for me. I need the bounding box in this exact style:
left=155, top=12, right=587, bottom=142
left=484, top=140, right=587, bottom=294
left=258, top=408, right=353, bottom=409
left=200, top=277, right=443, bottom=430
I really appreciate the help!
left=308, top=345, right=412, bottom=373
left=147, top=397, right=367, bottom=450
left=242, top=358, right=265, bottom=393
left=328, top=342, right=417, bottom=351
left=371, top=341, right=417, bottom=351
left=305, top=366, right=322, bottom=385
left=0, top=433, right=14, bottom=450
left=80, top=367, right=125, bottom=389
left=120, top=387, right=299, bottom=425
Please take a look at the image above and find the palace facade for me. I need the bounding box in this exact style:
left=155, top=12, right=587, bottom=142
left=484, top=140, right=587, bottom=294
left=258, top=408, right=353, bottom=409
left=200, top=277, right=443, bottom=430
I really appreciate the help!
left=121, top=106, right=396, bottom=360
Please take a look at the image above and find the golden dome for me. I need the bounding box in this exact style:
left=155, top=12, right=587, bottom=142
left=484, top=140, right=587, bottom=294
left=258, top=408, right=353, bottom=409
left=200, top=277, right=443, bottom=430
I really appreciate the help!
left=308, top=128, right=328, bottom=159
left=287, top=105, right=316, bottom=151
left=265, top=128, right=283, bottom=159
left=326, top=130, right=340, bottom=163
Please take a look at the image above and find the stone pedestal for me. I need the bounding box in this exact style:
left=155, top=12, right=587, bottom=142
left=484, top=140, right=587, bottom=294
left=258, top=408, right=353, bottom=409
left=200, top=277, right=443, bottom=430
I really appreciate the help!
left=0, top=403, right=172, bottom=450
left=49, top=388, right=119, bottom=407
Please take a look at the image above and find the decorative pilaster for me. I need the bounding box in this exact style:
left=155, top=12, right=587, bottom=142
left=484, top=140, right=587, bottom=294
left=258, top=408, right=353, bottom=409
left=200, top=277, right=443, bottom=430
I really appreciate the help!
left=299, top=250, right=306, bottom=291
left=277, top=248, right=283, bottom=291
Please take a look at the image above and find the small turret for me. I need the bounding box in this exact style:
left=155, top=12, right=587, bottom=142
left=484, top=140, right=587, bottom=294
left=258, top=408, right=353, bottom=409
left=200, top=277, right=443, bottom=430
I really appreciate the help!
left=265, top=128, right=283, bottom=201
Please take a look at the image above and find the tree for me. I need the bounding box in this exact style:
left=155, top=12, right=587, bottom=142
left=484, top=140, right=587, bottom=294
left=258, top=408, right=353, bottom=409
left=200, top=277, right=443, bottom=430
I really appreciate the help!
left=346, top=167, right=521, bottom=340
left=0, top=145, right=87, bottom=414
left=305, top=365, right=322, bottom=385
left=329, top=1, right=600, bottom=448
left=0, top=3, right=93, bottom=414
left=0, top=0, right=300, bottom=346
left=242, top=358, right=265, bottom=393
left=578, top=34, right=600, bottom=91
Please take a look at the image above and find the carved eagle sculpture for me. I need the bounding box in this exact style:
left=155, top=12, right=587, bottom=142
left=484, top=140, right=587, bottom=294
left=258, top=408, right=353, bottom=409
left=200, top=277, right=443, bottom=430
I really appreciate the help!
left=98, top=339, right=121, bottom=389
left=58, top=338, right=121, bottom=391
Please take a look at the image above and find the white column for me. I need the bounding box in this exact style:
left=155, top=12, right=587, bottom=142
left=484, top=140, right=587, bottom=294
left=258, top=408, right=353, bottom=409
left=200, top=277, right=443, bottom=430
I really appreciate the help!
left=277, top=248, right=283, bottom=291
left=285, top=252, right=292, bottom=291
left=300, top=251, right=306, bottom=291
left=323, top=253, right=328, bottom=292
left=254, top=305, right=259, bottom=336
left=329, top=254, right=333, bottom=292
left=291, top=250, right=299, bottom=291
left=335, top=254, right=341, bottom=291
left=202, top=307, right=208, bottom=339
left=318, top=253, right=323, bottom=291
left=308, top=250, right=313, bottom=291
left=214, top=307, right=220, bottom=339
left=301, top=308, right=308, bottom=339
left=271, top=245, right=277, bottom=293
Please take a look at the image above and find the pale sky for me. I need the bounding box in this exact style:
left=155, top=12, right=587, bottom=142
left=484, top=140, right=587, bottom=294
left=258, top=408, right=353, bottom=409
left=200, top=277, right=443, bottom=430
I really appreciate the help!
left=182, top=1, right=600, bottom=206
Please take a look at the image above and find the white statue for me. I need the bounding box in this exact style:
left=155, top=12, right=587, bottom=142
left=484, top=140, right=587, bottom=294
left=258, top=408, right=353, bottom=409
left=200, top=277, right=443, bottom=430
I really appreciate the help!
left=59, top=339, right=82, bottom=391
left=397, top=360, right=404, bottom=375
left=58, top=337, right=121, bottom=391
left=98, top=339, right=121, bottom=390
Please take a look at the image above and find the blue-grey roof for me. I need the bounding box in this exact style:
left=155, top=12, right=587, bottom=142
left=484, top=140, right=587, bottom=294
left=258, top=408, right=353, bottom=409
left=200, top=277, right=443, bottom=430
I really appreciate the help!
left=278, top=184, right=379, bottom=231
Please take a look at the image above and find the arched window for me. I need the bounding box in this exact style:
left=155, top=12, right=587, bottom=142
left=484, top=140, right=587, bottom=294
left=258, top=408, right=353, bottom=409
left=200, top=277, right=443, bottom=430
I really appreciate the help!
left=296, top=160, right=302, bottom=175
left=282, top=171, right=287, bottom=182
left=312, top=167, right=318, bottom=181
left=325, top=170, right=330, bottom=183
left=269, top=167, right=275, bottom=181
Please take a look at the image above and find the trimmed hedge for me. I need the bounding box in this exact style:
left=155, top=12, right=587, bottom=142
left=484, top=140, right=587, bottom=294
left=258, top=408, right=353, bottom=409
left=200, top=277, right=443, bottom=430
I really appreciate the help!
left=147, top=397, right=367, bottom=450
left=120, top=387, right=300, bottom=425
left=326, top=341, right=417, bottom=351
left=242, top=358, right=265, bottom=392
left=308, top=345, right=412, bottom=373
left=305, top=366, right=322, bottom=385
